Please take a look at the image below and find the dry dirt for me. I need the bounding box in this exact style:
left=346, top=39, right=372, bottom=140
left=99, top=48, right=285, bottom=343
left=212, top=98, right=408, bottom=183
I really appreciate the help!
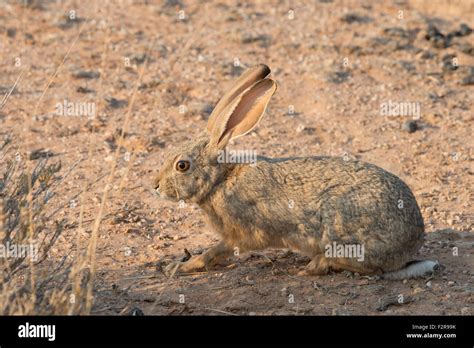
left=1, top=0, right=473, bottom=315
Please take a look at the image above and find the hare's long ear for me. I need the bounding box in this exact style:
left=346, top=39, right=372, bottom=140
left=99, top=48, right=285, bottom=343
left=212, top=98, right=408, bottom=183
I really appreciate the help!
left=206, top=64, right=270, bottom=133
left=208, top=78, right=277, bottom=149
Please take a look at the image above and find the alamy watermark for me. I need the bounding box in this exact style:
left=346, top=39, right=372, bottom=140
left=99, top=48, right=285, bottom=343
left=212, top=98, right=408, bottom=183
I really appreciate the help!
left=0, top=241, right=38, bottom=261
left=380, top=100, right=421, bottom=119
left=324, top=242, right=365, bottom=262
left=217, top=149, right=257, bottom=166
left=18, top=322, right=55, bottom=341
left=55, top=99, right=95, bottom=118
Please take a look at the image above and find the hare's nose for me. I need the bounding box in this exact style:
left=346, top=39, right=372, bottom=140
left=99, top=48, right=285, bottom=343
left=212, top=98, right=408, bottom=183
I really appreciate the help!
left=154, top=183, right=161, bottom=196
left=153, top=177, right=160, bottom=191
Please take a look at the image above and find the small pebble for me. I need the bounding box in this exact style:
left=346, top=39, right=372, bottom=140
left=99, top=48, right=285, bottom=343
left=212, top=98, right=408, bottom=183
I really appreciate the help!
left=402, top=120, right=418, bottom=133
left=458, top=23, right=472, bottom=36
left=105, top=97, right=128, bottom=109
left=460, top=74, right=474, bottom=86
left=72, top=70, right=100, bottom=79
left=7, top=28, right=17, bottom=38
left=128, top=307, right=144, bottom=316
left=441, top=54, right=458, bottom=72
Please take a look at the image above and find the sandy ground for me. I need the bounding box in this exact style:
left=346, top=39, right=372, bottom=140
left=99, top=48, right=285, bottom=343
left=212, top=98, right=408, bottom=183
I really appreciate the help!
left=1, top=0, right=473, bottom=315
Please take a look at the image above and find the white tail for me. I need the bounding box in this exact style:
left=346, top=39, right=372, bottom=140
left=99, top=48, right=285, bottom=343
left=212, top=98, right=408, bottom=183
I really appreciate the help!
left=382, top=260, right=439, bottom=280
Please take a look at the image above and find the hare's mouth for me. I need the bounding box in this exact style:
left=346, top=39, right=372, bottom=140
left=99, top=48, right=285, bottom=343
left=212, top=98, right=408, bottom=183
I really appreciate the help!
left=154, top=181, right=177, bottom=201
left=156, top=188, right=179, bottom=202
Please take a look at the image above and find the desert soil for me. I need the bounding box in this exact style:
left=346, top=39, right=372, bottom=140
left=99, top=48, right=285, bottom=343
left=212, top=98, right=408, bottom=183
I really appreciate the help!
left=0, top=0, right=473, bottom=315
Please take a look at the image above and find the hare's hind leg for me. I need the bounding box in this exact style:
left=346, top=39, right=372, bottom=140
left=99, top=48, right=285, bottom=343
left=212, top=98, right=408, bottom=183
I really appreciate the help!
left=328, top=258, right=382, bottom=276
left=297, top=256, right=382, bottom=276
left=165, top=241, right=232, bottom=275
left=297, top=255, right=330, bottom=276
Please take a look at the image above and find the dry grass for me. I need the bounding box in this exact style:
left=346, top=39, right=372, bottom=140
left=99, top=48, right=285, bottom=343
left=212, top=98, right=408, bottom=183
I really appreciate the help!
left=0, top=136, right=71, bottom=314
left=0, top=1, right=150, bottom=315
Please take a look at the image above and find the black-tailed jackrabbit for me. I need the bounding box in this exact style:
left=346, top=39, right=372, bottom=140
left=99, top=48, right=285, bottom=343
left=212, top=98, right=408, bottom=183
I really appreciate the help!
left=154, top=64, right=437, bottom=279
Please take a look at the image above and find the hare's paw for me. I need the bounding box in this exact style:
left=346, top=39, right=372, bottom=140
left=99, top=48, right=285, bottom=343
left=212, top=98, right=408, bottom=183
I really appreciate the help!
left=164, top=256, right=206, bottom=276
left=297, top=255, right=330, bottom=276
left=164, top=261, right=183, bottom=276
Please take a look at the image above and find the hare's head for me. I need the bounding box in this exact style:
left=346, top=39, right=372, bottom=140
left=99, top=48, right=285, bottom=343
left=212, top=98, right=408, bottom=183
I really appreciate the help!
left=154, top=64, right=277, bottom=204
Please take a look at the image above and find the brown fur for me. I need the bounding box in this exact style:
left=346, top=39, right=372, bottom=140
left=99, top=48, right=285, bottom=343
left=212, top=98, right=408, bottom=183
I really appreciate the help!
left=154, top=65, right=425, bottom=277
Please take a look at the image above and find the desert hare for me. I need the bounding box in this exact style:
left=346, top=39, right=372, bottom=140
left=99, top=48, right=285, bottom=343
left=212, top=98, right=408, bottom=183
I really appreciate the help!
left=154, top=64, right=437, bottom=279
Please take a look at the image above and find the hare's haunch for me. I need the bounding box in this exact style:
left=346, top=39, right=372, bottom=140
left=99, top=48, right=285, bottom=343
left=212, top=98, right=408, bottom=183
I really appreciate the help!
left=154, top=64, right=437, bottom=280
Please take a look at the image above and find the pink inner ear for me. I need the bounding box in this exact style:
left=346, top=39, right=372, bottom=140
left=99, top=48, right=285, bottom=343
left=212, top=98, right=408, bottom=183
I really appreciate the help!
left=222, top=79, right=272, bottom=137
left=207, top=64, right=270, bottom=133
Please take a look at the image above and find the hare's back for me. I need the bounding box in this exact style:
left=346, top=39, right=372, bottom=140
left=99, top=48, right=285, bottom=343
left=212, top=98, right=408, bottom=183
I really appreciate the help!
left=252, top=156, right=424, bottom=236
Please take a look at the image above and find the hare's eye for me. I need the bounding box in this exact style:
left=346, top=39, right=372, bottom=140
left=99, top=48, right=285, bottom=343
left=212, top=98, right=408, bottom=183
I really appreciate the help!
left=175, top=160, right=190, bottom=172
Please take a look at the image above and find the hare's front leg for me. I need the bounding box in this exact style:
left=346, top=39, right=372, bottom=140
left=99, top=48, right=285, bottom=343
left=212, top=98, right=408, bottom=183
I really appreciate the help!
left=165, top=241, right=232, bottom=275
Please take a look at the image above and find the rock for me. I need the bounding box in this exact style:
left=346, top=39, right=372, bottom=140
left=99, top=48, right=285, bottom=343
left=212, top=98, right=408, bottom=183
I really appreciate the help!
left=398, top=60, right=416, bottom=73
left=58, top=15, right=85, bottom=30
left=241, top=34, right=272, bottom=48
left=326, top=70, right=351, bottom=84
left=441, top=54, right=458, bottom=72
left=128, top=307, right=144, bottom=316
left=340, top=13, right=372, bottom=24
left=420, top=50, right=435, bottom=60
left=458, top=43, right=474, bottom=55
left=461, top=307, right=469, bottom=315
left=452, top=23, right=472, bottom=37
left=77, top=86, right=95, bottom=94
left=402, top=120, right=418, bottom=133
left=425, top=24, right=450, bottom=48
left=129, top=53, right=149, bottom=65
left=105, top=97, right=128, bottom=109
left=425, top=24, right=443, bottom=40
left=200, top=103, right=214, bottom=119
left=383, top=27, right=416, bottom=39
left=459, top=23, right=472, bottom=36
left=377, top=295, right=415, bottom=311
left=460, top=74, right=474, bottom=85
left=227, top=64, right=244, bottom=77
left=164, top=0, right=184, bottom=7
left=29, top=149, right=54, bottom=160
left=72, top=70, right=100, bottom=79
left=7, top=28, right=17, bottom=38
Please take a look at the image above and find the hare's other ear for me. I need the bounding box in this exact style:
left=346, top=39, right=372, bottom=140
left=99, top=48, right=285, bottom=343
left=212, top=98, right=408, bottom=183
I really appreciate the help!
left=209, top=78, right=277, bottom=149
left=207, top=64, right=270, bottom=133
